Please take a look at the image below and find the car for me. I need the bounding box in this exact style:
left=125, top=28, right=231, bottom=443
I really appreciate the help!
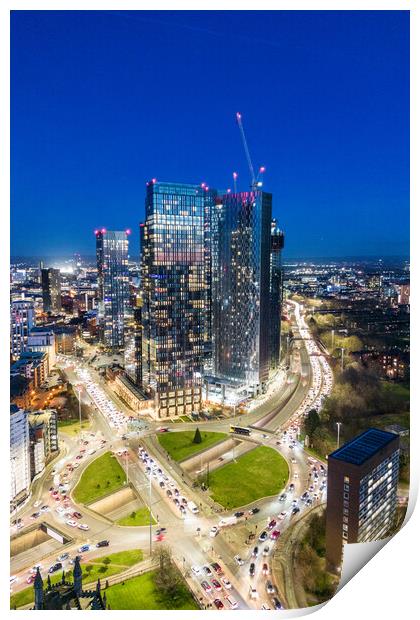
left=29, top=564, right=42, bottom=574
left=213, top=599, right=224, bottom=610
left=96, top=540, right=110, bottom=548
left=278, top=511, right=287, bottom=520
left=48, top=562, right=62, bottom=573
left=259, top=530, right=268, bottom=542
left=73, top=512, right=82, bottom=519
left=291, top=507, right=300, bottom=516
left=266, top=580, right=275, bottom=594
left=270, top=530, right=281, bottom=540
left=262, top=563, right=269, bottom=575
left=249, top=586, right=258, bottom=599
left=249, top=562, right=256, bottom=576
left=26, top=574, right=36, bottom=584
left=209, top=526, right=219, bottom=537
left=78, top=523, right=89, bottom=531
left=267, top=519, right=277, bottom=530
left=263, top=545, right=270, bottom=556
left=201, top=580, right=212, bottom=593
left=203, top=566, right=212, bottom=576
left=31, top=512, right=41, bottom=519
left=191, top=566, right=201, bottom=576
left=272, top=597, right=283, bottom=610
left=288, top=483, right=295, bottom=491
left=252, top=546, right=259, bottom=557
left=278, top=493, right=287, bottom=502
left=211, top=562, right=223, bottom=575
left=234, top=555, right=244, bottom=566
left=33, top=500, right=42, bottom=508
left=261, top=604, right=271, bottom=610
left=10, top=575, right=18, bottom=585
left=293, top=472, right=299, bottom=479
left=249, top=507, right=260, bottom=515
left=40, top=505, right=50, bottom=512
left=234, top=511, right=244, bottom=518
left=225, top=595, right=238, bottom=609
left=221, top=577, right=232, bottom=589
left=66, top=520, right=78, bottom=527
left=211, top=579, right=222, bottom=591
left=79, top=544, right=90, bottom=553
left=57, top=553, right=69, bottom=562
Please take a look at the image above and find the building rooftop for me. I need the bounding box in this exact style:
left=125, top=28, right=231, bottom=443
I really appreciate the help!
left=329, top=428, right=399, bottom=466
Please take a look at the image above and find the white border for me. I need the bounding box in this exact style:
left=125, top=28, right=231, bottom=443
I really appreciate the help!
left=1, top=2, right=417, bottom=619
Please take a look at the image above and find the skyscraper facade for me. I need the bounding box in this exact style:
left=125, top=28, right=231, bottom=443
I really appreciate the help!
left=140, top=181, right=209, bottom=418
left=10, top=404, right=31, bottom=503
left=96, top=229, right=129, bottom=349
left=41, top=268, right=62, bottom=313
left=124, top=302, right=143, bottom=387
left=10, top=299, right=35, bottom=360
left=269, top=219, right=285, bottom=369
left=211, top=190, right=272, bottom=386
left=326, top=428, right=400, bottom=571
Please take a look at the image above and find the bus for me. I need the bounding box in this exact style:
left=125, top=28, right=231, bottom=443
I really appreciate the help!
left=230, top=425, right=251, bottom=436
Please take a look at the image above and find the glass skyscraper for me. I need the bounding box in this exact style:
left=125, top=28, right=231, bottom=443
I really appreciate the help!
left=41, top=268, right=62, bottom=314
left=269, top=219, right=285, bottom=368
left=96, top=229, right=129, bottom=349
left=140, top=181, right=210, bottom=418
left=212, top=190, right=272, bottom=386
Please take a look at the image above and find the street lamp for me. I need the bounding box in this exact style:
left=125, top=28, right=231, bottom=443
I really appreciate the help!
left=76, top=384, right=83, bottom=440
left=331, top=329, right=335, bottom=351
left=336, top=422, right=342, bottom=449
left=340, top=347, right=345, bottom=372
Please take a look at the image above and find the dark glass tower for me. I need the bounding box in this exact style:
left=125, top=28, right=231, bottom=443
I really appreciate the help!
left=140, top=181, right=210, bottom=418
left=95, top=229, right=129, bottom=349
left=212, top=190, right=272, bottom=386
left=269, top=220, right=285, bottom=368
left=41, top=268, right=62, bottom=313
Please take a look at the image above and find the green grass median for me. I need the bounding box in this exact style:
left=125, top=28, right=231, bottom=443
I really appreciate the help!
left=73, top=451, right=126, bottom=504
left=158, top=430, right=226, bottom=461
left=116, top=507, right=156, bottom=526
left=105, top=570, right=198, bottom=610
left=208, top=446, right=289, bottom=509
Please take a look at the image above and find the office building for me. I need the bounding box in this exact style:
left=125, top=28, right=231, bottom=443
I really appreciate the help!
left=10, top=404, right=31, bottom=504
left=10, top=299, right=35, bottom=360
left=28, top=409, right=59, bottom=478
left=28, top=327, right=56, bottom=368
left=269, top=219, right=285, bottom=369
left=124, top=302, right=143, bottom=387
left=211, top=190, right=272, bottom=387
left=96, top=229, right=129, bottom=349
left=53, top=325, right=78, bottom=354
left=326, top=428, right=400, bottom=571
left=140, top=180, right=208, bottom=418
left=41, top=268, right=62, bottom=313
left=11, top=351, right=49, bottom=389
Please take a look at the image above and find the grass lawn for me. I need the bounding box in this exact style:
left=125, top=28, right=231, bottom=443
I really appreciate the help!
left=208, top=446, right=289, bottom=509
left=116, top=507, right=156, bottom=526
left=105, top=570, right=198, bottom=610
left=158, top=430, right=227, bottom=462
left=10, top=550, right=144, bottom=609
left=73, top=451, right=126, bottom=504
left=58, top=418, right=91, bottom=435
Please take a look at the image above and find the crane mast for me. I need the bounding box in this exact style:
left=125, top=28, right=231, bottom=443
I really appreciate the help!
left=235, top=112, right=265, bottom=191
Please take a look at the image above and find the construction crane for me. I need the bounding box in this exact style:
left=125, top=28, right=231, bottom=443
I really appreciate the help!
left=235, top=112, right=265, bottom=190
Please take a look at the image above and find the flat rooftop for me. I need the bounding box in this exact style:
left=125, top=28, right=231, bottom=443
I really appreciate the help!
left=329, top=428, right=399, bottom=466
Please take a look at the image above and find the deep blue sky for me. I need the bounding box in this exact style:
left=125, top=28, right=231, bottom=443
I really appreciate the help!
left=11, top=10, right=409, bottom=259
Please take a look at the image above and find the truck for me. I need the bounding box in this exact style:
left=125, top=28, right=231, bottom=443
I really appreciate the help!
left=218, top=516, right=237, bottom=528
left=187, top=501, right=199, bottom=514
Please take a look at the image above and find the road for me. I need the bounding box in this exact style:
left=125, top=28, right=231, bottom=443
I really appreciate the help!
left=11, top=300, right=333, bottom=610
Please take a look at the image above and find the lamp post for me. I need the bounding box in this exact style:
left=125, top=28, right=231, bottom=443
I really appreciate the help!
left=340, top=347, right=345, bottom=372
left=336, top=422, right=342, bottom=449
left=331, top=329, right=335, bottom=351
left=76, top=384, right=83, bottom=440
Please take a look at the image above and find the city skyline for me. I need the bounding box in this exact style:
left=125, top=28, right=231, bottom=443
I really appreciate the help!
left=11, top=10, right=409, bottom=259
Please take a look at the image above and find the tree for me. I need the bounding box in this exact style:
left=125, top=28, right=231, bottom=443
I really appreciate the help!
left=193, top=428, right=202, bottom=444
left=304, top=409, right=321, bottom=439
left=152, top=545, right=184, bottom=602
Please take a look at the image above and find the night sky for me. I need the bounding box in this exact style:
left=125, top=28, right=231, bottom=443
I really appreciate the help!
left=11, top=10, right=409, bottom=259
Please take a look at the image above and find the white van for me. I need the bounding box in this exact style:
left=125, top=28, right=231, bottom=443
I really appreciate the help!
left=187, top=501, right=199, bottom=514
left=226, top=595, right=238, bottom=609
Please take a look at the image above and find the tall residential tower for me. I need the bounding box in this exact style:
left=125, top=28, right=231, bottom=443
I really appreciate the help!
left=41, top=268, right=62, bottom=313
left=96, top=229, right=129, bottom=349
left=140, top=181, right=210, bottom=418
left=211, top=190, right=272, bottom=387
